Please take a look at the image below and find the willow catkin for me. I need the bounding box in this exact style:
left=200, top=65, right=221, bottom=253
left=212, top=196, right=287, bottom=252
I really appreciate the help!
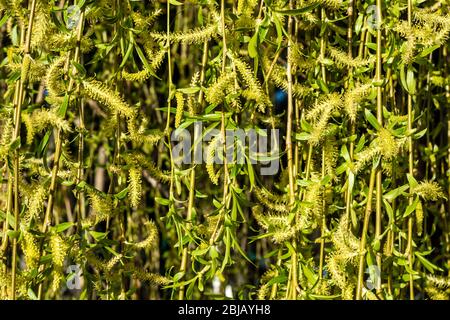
left=128, top=166, right=142, bottom=208
left=0, top=118, right=13, bottom=160
left=253, top=186, right=289, bottom=213
left=206, top=136, right=221, bottom=185
left=205, top=72, right=236, bottom=105
left=121, top=49, right=167, bottom=82
left=50, top=234, right=69, bottom=292
left=415, top=200, right=424, bottom=236
left=131, top=9, right=162, bottom=30
left=24, top=184, right=47, bottom=224
left=150, top=24, right=218, bottom=45
left=82, top=80, right=136, bottom=118
left=232, top=55, right=272, bottom=112
left=328, top=46, right=374, bottom=69
left=343, top=83, right=373, bottom=122
left=81, top=191, right=115, bottom=228
left=22, top=230, right=40, bottom=270
left=129, top=268, right=171, bottom=286
left=45, top=54, right=68, bottom=102
left=127, top=221, right=159, bottom=250
left=412, top=181, right=446, bottom=201
left=175, top=92, right=184, bottom=128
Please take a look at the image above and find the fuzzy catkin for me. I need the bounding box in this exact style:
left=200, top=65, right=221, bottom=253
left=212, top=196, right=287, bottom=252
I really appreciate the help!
left=82, top=80, right=135, bottom=118
left=150, top=24, right=217, bottom=45
left=130, top=221, right=159, bottom=250
left=129, top=166, right=142, bottom=207
left=175, top=92, right=184, bottom=128
left=232, top=55, right=272, bottom=112
left=412, top=181, right=446, bottom=201
left=206, top=136, right=221, bottom=185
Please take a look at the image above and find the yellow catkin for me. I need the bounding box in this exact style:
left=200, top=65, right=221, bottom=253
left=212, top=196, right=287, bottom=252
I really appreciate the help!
left=128, top=221, right=159, bottom=250
left=24, top=184, right=46, bottom=224
left=128, top=166, right=142, bottom=207
left=253, top=186, right=289, bottom=213
left=81, top=191, right=115, bottom=228
left=131, top=9, right=162, bottom=30
left=22, top=230, right=40, bottom=270
left=83, top=80, right=136, bottom=118
left=412, top=181, right=446, bottom=201
left=175, top=92, right=184, bottom=128
left=415, top=200, right=424, bottom=236
left=257, top=283, right=269, bottom=300
left=205, top=72, right=236, bottom=105
left=106, top=254, right=123, bottom=272
left=130, top=268, right=171, bottom=286
left=344, top=83, right=373, bottom=122
left=23, top=109, right=71, bottom=145
left=328, top=46, right=375, bottom=68
left=45, top=54, right=68, bottom=102
left=206, top=136, right=221, bottom=185
left=150, top=24, right=217, bottom=44
left=232, top=55, right=272, bottom=112
left=306, top=94, right=342, bottom=145
left=21, top=54, right=31, bottom=82
left=121, top=49, right=167, bottom=82
left=50, top=234, right=68, bottom=268
left=0, top=118, right=13, bottom=160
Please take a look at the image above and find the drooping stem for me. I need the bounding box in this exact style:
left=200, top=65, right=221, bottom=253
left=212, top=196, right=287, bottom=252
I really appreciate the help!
left=406, top=0, right=415, bottom=300
left=37, top=9, right=85, bottom=300
left=317, top=6, right=328, bottom=285
left=285, top=0, right=298, bottom=300
left=178, top=40, right=208, bottom=300
left=11, top=0, right=37, bottom=300
left=345, top=0, right=355, bottom=231
left=375, top=0, right=384, bottom=297
left=356, top=167, right=377, bottom=300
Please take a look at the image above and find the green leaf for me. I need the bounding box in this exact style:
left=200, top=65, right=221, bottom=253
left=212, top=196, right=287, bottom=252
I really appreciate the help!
left=404, top=196, right=419, bottom=218
left=419, top=44, right=440, bottom=58
left=71, top=61, right=86, bottom=78
left=155, top=197, right=170, bottom=206
left=267, top=274, right=288, bottom=286
left=168, top=0, right=183, bottom=5
left=52, top=222, right=74, bottom=233
left=364, top=109, right=381, bottom=130
left=383, top=184, right=409, bottom=202
left=27, top=288, right=38, bottom=300
left=9, top=137, right=21, bottom=151
left=248, top=32, right=258, bottom=58
left=114, top=187, right=129, bottom=200
left=407, top=173, right=419, bottom=189
left=173, top=271, right=185, bottom=282
left=89, top=230, right=107, bottom=241
left=295, top=132, right=311, bottom=141
left=406, top=67, right=416, bottom=95
left=57, top=94, right=70, bottom=117
left=7, top=230, right=20, bottom=239
left=272, top=3, right=319, bottom=15
left=119, top=37, right=134, bottom=69
left=135, top=44, right=159, bottom=79
left=0, top=14, right=10, bottom=28
left=415, top=252, right=443, bottom=273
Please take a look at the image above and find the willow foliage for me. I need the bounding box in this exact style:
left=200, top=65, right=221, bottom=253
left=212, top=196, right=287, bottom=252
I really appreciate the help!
left=0, top=0, right=449, bottom=302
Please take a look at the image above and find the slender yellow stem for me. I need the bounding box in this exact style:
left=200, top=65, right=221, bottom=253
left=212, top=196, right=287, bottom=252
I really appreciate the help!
left=356, top=167, right=377, bottom=300
left=11, top=0, right=38, bottom=300
left=375, top=0, right=384, bottom=298
left=406, top=0, right=415, bottom=300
